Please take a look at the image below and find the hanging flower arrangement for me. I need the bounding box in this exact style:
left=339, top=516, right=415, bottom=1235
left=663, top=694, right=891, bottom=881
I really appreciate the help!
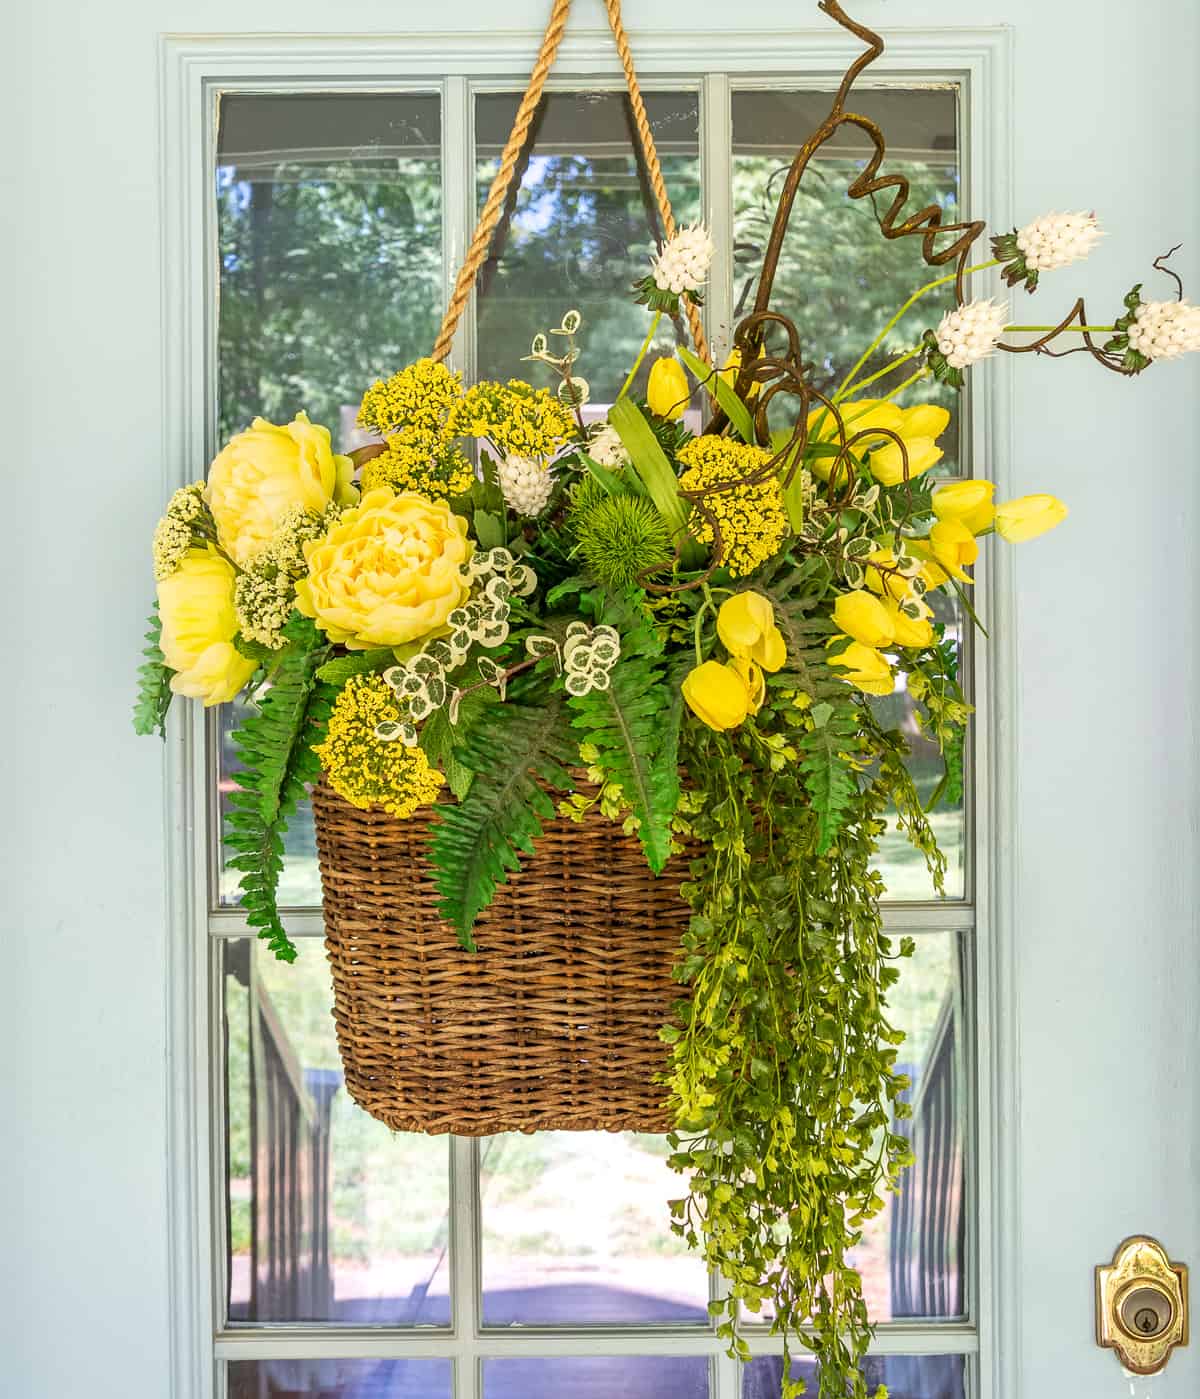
left=133, top=3, right=1197, bottom=1395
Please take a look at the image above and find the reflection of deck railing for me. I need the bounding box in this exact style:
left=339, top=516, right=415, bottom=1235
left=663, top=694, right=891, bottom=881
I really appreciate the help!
left=225, top=942, right=339, bottom=1323
left=889, top=967, right=965, bottom=1322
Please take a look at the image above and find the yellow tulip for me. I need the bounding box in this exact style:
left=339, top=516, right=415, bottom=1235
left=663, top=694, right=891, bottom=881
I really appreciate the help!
left=884, top=596, right=935, bottom=649
left=646, top=356, right=689, bottom=420
left=863, top=548, right=912, bottom=602
left=899, top=403, right=951, bottom=440
left=928, top=518, right=979, bottom=583
left=805, top=399, right=903, bottom=481
left=206, top=411, right=357, bottom=565
left=731, top=656, right=766, bottom=714
left=828, top=641, right=895, bottom=697
left=681, top=659, right=752, bottom=730
left=156, top=545, right=257, bottom=706
left=867, top=435, right=944, bottom=488
left=717, top=591, right=787, bottom=672
left=718, top=347, right=760, bottom=397
left=933, top=479, right=996, bottom=534
left=833, top=590, right=896, bottom=648
left=995, top=493, right=1069, bottom=542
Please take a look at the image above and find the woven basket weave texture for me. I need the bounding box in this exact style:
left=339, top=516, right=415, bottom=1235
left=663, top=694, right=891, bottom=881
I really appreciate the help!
left=312, top=780, right=691, bottom=1135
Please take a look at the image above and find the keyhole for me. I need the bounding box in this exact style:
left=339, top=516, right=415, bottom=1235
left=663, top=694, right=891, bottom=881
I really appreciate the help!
left=1135, top=1307, right=1160, bottom=1334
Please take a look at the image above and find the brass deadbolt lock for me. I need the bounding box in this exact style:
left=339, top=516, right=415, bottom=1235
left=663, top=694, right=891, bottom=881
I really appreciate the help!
left=1096, top=1236, right=1189, bottom=1375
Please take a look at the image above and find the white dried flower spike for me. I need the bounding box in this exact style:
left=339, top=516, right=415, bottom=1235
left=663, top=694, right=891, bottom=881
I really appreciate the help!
left=1125, top=298, right=1200, bottom=361
left=587, top=423, right=630, bottom=469
left=1016, top=211, right=1102, bottom=272
left=651, top=222, right=715, bottom=296
left=935, top=298, right=1009, bottom=370
left=498, top=454, right=555, bottom=517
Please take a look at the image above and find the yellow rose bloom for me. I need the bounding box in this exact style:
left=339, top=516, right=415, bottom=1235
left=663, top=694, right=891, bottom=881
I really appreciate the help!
left=833, top=589, right=896, bottom=649
left=933, top=478, right=996, bottom=533
left=995, top=493, right=1069, bottom=542
left=646, top=356, right=690, bottom=420
left=682, top=659, right=753, bottom=730
left=884, top=596, right=935, bottom=649
left=295, top=488, right=473, bottom=650
left=207, top=411, right=357, bottom=565
left=828, top=640, right=895, bottom=697
left=928, top=518, right=979, bottom=583
left=717, top=591, right=786, bottom=671
left=156, top=545, right=256, bottom=706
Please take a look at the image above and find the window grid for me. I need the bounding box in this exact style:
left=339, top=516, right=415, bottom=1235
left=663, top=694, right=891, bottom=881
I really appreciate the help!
left=203, top=67, right=980, bottom=1399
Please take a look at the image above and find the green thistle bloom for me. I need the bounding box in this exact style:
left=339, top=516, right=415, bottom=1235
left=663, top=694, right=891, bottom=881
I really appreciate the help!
left=572, top=491, right=672, bottom=590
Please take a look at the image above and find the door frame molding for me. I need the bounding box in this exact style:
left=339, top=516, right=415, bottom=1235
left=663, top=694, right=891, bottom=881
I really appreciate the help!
left=158, top=20, right=1016, bottom=1398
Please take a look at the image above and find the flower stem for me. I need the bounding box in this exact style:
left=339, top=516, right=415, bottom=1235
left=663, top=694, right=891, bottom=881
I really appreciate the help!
left=693, top=583, right=717, bottom=667
left=879, top=367, right=930, bottom=403
left=617, top=309, right=663, bottom=402
left=1004, top=323, right=1115, bottom=333
left=834, top=346, right=921, bottom=402
left=834, top=258, right=1002, bottom=402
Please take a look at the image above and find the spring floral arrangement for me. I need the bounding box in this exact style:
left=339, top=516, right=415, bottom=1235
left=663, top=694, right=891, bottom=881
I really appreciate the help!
left=134, top=13, right=1199, bottom=1395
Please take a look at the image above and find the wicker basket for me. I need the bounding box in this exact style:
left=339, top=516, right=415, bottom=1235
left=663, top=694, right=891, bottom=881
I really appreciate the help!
left=311, top=780, right=692, bottom=1135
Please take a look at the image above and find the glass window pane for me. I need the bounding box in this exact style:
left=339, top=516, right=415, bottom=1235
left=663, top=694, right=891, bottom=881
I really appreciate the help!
left=223, top=939, right=451, bottom=1325
left=228, top=1359, right=452, bottom=1399
left=214, top=92, right=444, bottom=908
left=475, top=89, right=702, bottom=412
left=745, top=934, right=966, bottom=1324
left=732, top=88, right=962, bottom=472
left=479, top=1131, right=708, bottom=1326
left=744, top=1354, right=966, bottom=1399
left=873, top=592, right=967, bottom=901
left=482, top=1357, right=708, bottom=1399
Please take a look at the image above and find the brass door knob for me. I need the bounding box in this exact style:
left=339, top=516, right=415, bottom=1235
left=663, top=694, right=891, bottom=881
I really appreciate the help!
left=1096, top=1236, right=1189, bottom=1375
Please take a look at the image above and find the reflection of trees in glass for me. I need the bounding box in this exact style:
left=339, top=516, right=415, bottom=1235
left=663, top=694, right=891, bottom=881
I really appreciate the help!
left=217, top=159, right=442, bottom=446
left=733, top=156, right=961, bottom=469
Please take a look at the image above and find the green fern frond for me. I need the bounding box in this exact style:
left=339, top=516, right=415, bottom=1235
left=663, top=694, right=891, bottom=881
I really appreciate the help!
left=429, top=679, right=576, bottom=949
left=797, top=701, right=862, bottom=854
left=223, top=615, right=332, bottom=962
left=568, top=590, right=680, bottom=872
left=132, top=605, right=174, bottom=738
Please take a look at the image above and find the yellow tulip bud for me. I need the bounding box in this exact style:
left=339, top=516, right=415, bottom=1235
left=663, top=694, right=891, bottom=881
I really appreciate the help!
left=718, top=347, right=760, bottom=398
left=995, top=493, right=1069, bottom=542
left=646, top=356, right=689, bottom=420
left=805, top=399, right=903, bottom=481
left=833, top=590, right=896, bottom=649
left=884, top=596, right=935, bottom=649
left=928, top=518, right=979, bottom=583
left=899, top=403, right=951, bottom=441
left=681, top=659, right=752, bottom=731
left=867, top=435, right=944, bottom=488
left=932, top=479, right=996, bottom=534
left=864, top=548, right=912, bottom=602
left=717, top=591, right=787, bottom=672
left=828, top=640, right=895, bottom=697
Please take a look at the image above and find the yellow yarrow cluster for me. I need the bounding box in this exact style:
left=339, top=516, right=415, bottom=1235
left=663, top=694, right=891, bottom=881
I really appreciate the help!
left=314, top=674, right=445, bottom=819
left=358, top=357, right=463, bottom=437
left=361, top=431, right=474, bottom=500
left=447, top=379, right=574, bottom=462
left=676, top=437, right=788, bottom=578
left=234, top=504, right=342, bottom=650
left=152, top=481, right=211, bottom=580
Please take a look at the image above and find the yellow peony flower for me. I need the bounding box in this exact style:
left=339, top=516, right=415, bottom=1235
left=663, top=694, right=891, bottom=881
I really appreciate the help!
left=828, top=640, right=895, bottom=697
left=156, top=545, right=256, bottom=706
left=932, top=478, right=995, bottom=533
left=928, top=518, right=979, bottom=583
left=206, top=411, right=357, bottom=566
left=884, top=596, right=935, bottom=649
left=833, top=589, right=896, bottom=649
left=717, top=591, right=786, bottom=671
left=295, top=488, right=472, bottom=650
left=995, top=493, right=1069, bottom=542
left=647, top=356, right=689, bottom=420
left=682, top=659, right=753, bottom=730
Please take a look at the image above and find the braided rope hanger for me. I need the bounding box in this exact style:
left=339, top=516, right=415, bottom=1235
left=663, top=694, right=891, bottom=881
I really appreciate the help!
left=430, top=0, right=711, bottom=369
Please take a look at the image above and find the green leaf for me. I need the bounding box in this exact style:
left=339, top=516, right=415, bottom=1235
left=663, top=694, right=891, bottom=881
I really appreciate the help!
left=568, top=590, right=680, bottom=873
left=771, top=428, right=806, bottom=531
left=429, top=680, right=576, bottom=948
left=608, top=397, right=703, bottom=569
left=316, top=647, right=395, bottom=685
left=474, top=509, right=506, bottom=551
left=132, top=604, right=174, bottom=739
left=579, top=452, right=636, bottom=497
left=678, top=344, right=755, bottom=446
left=223, top=620, right=332, bottom=962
